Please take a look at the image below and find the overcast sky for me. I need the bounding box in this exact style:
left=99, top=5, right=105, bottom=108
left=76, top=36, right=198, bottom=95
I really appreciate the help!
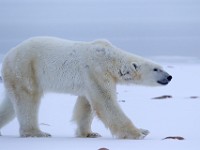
left=0, top=0, right=200, bottom=56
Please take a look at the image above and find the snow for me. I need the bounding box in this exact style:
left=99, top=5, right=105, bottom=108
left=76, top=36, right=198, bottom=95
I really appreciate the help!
left=1, top=58, right=200, bottom=150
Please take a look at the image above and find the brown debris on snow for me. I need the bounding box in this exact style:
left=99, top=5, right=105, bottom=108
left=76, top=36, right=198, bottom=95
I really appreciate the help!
left=98, top=148, right=109, bottom=150
left=163, top=136, right=185, bottom=140
left=189, top=96, right=199, bottom=99
left=118, top=100, right=126, bottom=103
left=152, top=95, right=172, bottom=100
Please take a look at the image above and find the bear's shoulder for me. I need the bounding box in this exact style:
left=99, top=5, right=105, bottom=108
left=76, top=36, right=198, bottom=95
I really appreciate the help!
left=91, top=39, right=112, bottom=47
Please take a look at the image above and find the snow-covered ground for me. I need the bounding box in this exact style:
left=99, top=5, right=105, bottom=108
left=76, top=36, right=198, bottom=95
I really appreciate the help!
left=0, top=57, right=200, bottom=150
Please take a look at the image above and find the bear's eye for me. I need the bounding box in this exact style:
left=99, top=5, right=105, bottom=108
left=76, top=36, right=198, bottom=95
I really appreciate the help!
left=153, top=68, right=158, bottom=72
left=132, top=63, right=138, bottom=70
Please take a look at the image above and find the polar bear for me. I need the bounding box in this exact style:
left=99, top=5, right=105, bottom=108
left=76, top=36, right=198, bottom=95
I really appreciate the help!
left=0, top=37, right=172, bottom=139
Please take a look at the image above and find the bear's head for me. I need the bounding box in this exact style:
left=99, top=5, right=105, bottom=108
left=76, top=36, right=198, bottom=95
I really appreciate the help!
left=117, top=59, right=172, bottom=86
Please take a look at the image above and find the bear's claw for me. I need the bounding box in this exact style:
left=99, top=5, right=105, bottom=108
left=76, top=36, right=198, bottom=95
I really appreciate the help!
left=86, top=132, right=101, bottom=138
left=138, top=128, right=150, bottom=139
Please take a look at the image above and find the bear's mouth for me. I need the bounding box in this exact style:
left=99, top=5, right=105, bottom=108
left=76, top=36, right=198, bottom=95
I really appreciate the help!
left=157, top=75, right=172, bottom=85
left=157, top=80, right=169, bottom=85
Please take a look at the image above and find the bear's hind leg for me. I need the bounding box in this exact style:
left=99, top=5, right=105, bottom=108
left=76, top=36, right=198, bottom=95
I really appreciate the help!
left=10, top=86, right=51, bottom=137
left=72, top=96, right=101, bottom=138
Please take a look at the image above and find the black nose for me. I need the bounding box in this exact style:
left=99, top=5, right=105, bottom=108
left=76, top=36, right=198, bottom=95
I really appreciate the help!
left=167, top=75, right=172, bottom=81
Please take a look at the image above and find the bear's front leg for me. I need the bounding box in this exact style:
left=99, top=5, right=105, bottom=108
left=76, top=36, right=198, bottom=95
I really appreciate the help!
left=88, top=80, right=149, bottom=139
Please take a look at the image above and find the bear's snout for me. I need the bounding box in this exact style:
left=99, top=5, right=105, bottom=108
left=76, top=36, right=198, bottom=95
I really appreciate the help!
left=157, top=74, right=172, bottom=85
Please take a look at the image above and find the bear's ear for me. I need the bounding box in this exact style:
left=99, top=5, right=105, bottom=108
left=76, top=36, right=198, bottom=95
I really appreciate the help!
left=132, top=62, right=138, bottom=71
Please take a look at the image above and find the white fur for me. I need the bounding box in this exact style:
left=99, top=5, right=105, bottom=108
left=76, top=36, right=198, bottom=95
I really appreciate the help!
left=0, top=36, right=171, bottom=139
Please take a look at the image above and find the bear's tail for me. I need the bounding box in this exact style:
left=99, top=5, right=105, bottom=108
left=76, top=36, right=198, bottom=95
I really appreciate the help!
left=0, top=92, right=15, bottom=135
